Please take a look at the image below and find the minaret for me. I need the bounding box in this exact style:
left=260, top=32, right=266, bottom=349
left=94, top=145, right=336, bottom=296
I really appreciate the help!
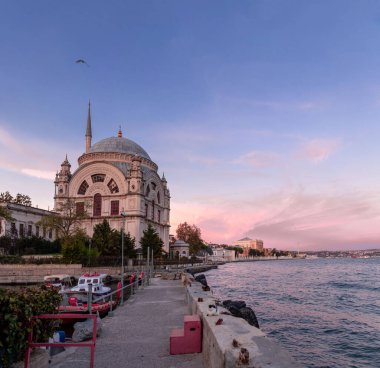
left=54, top=155, right=72, bottom=210
left=85, top=100, right=92, bottom=153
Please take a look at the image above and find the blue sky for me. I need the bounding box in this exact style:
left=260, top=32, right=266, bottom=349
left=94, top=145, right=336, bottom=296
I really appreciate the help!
left=1, top=1, right=380, bottom=250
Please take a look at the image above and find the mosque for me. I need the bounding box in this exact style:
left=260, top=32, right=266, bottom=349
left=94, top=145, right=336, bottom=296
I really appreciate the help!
left=53, top=102, right=171, bottom=251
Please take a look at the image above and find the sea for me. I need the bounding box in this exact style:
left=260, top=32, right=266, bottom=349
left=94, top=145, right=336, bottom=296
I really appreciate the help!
left=205, top=258, right=380, bottom=368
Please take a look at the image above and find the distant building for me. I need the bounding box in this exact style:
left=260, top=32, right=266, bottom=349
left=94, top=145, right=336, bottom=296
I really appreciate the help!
left=236, top=237, right=264, bottom=257
left=210, top=247, right=235, bottom=262
left=0, top=203, right=57, bottom=241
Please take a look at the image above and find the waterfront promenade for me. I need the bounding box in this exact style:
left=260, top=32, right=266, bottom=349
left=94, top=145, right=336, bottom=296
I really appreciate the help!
left=50, top=277, right=202, bottom=368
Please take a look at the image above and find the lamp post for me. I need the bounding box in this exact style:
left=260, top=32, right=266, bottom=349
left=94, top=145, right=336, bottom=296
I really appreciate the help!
left=120, top=208, right=127, bottom=304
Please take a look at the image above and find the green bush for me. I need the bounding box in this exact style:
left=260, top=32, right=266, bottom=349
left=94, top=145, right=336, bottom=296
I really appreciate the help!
left=0, top=287, right=62, bottom=367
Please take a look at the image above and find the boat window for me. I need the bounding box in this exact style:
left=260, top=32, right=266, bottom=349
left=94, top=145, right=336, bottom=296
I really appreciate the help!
left=92, top=279, right=99, bottom=284
left=79, top=279, right=85, bottom=284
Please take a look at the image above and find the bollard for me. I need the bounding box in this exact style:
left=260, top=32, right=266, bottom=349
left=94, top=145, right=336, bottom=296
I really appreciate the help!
left=108, top=294, right=114, bottom=317
left=87, top=284, right=92, bottom=313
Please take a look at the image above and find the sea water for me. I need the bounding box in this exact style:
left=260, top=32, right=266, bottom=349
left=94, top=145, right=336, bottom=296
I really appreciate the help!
left=206, top=258, right=380, bottom=368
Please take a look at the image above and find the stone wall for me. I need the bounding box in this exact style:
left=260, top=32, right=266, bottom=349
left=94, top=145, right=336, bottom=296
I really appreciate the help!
left=183, top=273, right=302, bottom=368
left=0, top=264, right=122, bottom=284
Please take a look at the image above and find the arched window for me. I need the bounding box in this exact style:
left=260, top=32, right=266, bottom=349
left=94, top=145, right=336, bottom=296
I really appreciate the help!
left=157, top=191, right=161, bottom=204
left=145, top=185, right=150, bottom=197
left=78, top=180, right=89, bottom=195
left=152, top=200, right=155, bottom=220
left=93, top=193, right=102, bottom=217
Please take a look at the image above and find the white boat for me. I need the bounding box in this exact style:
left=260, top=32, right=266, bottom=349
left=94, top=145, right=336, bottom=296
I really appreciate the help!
left=44, top=274, right=74, bottom=293
left=70, top=272, right=111, bottom=295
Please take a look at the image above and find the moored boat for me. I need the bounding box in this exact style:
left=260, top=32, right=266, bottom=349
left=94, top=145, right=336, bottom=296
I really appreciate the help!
left=70, top=272, right=111, bottom=295
left=44, top=274, right=74, bottom=293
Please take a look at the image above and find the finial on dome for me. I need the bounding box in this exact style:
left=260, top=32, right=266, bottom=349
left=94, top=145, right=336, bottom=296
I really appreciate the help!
left=118, top=125, right=123, bottom=137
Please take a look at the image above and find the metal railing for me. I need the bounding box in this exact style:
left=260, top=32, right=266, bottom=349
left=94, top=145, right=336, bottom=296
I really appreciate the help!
left=25, top=313, right=97, bottom=368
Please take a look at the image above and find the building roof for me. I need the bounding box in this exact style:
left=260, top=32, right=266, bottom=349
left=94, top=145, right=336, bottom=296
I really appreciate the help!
left=237, top=237, right=252, bottom=241
left=171, top=240, right=189, bottom=248
left=90, top=136, right=151, bottom=160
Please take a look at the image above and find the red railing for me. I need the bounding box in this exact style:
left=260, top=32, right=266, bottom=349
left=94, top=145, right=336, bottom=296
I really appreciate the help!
left=25, top=313, right=97, bottom=368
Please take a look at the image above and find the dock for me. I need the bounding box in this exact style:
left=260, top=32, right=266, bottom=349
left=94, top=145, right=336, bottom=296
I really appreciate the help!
left=50, top=277, right=202, bottom=368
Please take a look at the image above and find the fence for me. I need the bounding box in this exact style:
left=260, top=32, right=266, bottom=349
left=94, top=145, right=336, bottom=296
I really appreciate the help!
left=25, top=313, right=97, bottom=368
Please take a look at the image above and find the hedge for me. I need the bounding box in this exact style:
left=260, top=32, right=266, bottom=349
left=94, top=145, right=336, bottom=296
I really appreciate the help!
left=0, top=286, right=62, bottom=367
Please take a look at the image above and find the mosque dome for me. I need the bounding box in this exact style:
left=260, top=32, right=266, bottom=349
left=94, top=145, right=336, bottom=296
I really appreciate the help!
left=89, top=136, right=151, bottom=160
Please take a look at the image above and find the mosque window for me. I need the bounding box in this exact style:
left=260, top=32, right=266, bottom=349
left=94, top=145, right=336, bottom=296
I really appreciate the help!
left=78, top=180, right=89, bottom=195
left=91, top=174, right=105, bottom=183
left=93, top=194, right=102, bottom=216
left=76, top=202, right=85, bottom=216
left=19, top=224, right=24, bottom=237
left=107, top=179, right=119, bottom=194
left=111, top=200, right=119, bottom=216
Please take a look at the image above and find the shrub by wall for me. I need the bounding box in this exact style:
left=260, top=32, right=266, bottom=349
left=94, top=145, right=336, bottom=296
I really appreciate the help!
left=0, top=287, right=62, bottom=367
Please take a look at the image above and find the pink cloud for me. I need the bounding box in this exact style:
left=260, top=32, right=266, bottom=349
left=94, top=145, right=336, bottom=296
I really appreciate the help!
left=297, top=138, right=341, bottom=163
left=0, top=123, right=80, bottom=180
left=235, top=150, right=281, bottom=167
left=171, top=189, right=380, bottom=250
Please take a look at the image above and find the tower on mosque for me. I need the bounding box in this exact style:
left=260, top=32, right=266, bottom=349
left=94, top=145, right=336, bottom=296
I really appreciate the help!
left=54, top=102, right=170, bottom=250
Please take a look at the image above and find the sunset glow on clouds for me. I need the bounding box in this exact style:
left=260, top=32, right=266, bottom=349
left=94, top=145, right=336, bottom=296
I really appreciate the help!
left=1, top=1, right=380, bottom=250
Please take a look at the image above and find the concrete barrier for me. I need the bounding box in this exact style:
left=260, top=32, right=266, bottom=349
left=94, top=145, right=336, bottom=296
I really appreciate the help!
left=0, top=264, right=122, bottom=284
left=183, top=273, right=302, bottom=368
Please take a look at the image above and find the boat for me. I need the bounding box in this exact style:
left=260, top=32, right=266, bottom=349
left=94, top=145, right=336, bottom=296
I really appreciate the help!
left=44, top=274, right=74, bottom=293
left=57, top=291, right=118, bottom=324
left=70, top=272, right=111, bottom=296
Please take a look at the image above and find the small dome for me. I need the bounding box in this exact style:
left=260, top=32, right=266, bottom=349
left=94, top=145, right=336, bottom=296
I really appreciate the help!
left=89, top=137, right=151, bottom=160
left=171, top=240, right=189, bottom=248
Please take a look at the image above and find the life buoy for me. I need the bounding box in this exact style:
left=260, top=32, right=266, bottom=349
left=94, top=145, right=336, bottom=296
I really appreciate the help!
left=117, top=281, right=122, bottom=299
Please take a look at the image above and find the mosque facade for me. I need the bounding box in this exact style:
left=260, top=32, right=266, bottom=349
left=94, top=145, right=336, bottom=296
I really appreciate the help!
left=53, top=103, right=170, bottom=251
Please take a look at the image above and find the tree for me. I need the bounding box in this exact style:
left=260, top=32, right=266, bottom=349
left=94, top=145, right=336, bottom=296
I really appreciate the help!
left=37, top=199, right=88, bottom=239
left=248, top=248, right=264, bottom=257
left=61, top=230, right=88, bottom=263
left=226, top=246, right=244, bottom=258
left=0, top=206, right=13, bottom=221
left=0, top=191, right=14, bottom=203
left=0, top=191, right=32, bottom=206
left=123, top=231, right=137, bottom=258
left=140, top=224, right=164, bottom=258
left=13, top=193, right=32, bottom=206
left=92, top=219, right=120, bottom=256
left=176, top=222, right=204, bottom=255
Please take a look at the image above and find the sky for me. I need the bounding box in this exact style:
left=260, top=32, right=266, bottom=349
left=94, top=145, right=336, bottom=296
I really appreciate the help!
left=1, top=1, right=380, bottom=250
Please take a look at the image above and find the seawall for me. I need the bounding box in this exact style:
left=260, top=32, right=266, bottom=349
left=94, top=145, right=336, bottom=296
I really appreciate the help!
left=0, top=264, right=122, bottom=284
left=183, top=273, right=302, bottom=368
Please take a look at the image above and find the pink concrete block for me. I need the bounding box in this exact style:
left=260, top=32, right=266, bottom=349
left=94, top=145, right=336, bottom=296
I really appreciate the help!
left=170, top=328, right=185, bottom=355
left=183, top=315, right=201, bottom=353
left=170, top=315, right=202, bottom=355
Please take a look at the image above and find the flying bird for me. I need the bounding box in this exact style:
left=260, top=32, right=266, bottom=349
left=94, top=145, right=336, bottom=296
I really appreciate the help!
left=75, top=59, right=89, bottom=67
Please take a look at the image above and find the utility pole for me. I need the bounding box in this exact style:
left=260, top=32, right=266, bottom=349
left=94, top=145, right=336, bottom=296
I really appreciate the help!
left=120, top=208, right=127, bottom=304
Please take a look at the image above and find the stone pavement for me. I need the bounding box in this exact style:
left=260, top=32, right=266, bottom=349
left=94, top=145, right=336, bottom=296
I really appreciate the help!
left=50, top=277, right=203, bottom=368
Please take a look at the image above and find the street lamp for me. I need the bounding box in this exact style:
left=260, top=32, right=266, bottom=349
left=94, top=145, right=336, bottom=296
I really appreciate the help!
left=120, top=208, right=127, bottom=304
